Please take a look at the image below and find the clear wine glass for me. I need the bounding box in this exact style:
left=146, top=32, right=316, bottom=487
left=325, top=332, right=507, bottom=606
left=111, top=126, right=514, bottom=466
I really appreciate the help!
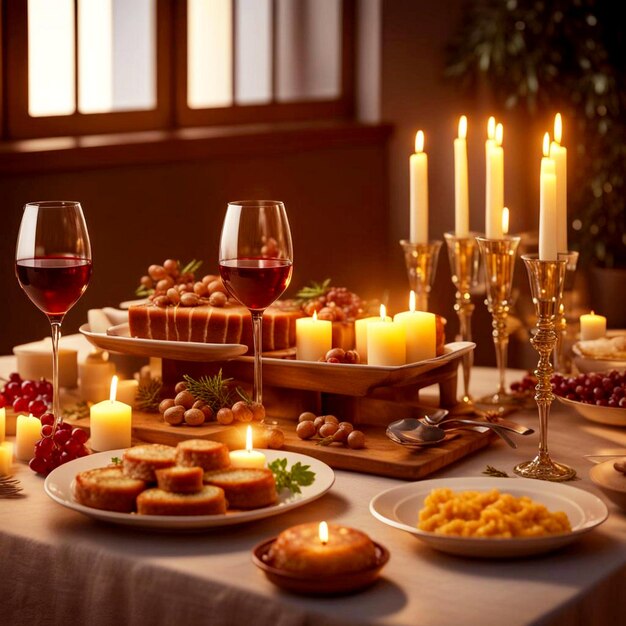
left=218, top=201, right=293, bottom=406
left=15, top=201, right=92, bottom=431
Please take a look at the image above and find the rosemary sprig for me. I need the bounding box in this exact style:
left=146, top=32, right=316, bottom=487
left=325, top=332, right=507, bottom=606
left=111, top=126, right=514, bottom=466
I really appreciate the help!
left=0, top=476, right=24, bottom=498
left=135, top=377, right=163, bottom=412
left=483, top=465, right=510, bottom=478
left=183, top=370, right=234, bottom=412
left=296, top=278, right=331, bottom=301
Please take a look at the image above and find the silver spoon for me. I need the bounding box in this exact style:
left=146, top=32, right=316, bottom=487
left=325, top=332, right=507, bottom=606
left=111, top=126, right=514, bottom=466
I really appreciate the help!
left=422, top=413, right=534, bottom=436
left=388, top=418, right=518, bottom=449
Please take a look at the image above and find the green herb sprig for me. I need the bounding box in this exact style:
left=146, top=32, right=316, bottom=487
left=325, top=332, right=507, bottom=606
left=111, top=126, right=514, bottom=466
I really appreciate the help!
left=183, top=370, right=234, bottom=413
left=268, top=458, right=316, bottom=495
left=482, top=465, right=510, bottom=478
left=296, top=278, right=331, bottom=301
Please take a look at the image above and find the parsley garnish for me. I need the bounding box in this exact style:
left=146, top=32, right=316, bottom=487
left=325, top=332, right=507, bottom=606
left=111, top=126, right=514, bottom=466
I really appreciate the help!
left=110, top=457, right=122, bottom=466
left=268, top=458, right=316, bottom=494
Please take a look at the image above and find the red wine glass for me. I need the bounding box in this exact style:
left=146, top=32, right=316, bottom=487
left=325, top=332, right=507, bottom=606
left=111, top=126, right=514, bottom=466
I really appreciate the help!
left=219, top=201, right=293, bottom=406
left=15, top=201, right=92, bottom=431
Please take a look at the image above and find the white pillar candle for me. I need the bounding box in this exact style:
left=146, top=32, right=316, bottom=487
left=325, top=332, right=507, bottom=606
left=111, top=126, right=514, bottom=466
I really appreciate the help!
left=393, top=291, right=437, bottom=363
left=115, top=379, right=139, bottom=406
left=296, top=311, right=332, bottom=361
left=89, top=376, right=132, bottom=452
left=410, top=130, right=429, bottom=244
left=580, top=311, right=607, bottom=341
left=454, top=115, right=469, bottom=238
left=14, top=340, right=78, bottom=388
left=0, top=407, right=5, bottom=444
left=486, top=120, right=504, bottom=239
left=550, top=113, right=568, bottom=254
left=539, top=133, right=558, bottom=261
left=229, top=426, right=266, bottom=468
left=79, top=350, right=116, bottom=403
left=0, top=442, right=13, bottom=476
left=355, top=315, right=390, bottom=364
left=367, top=305, right=406, bottom=367
left=15, top=414, right=41, bottom=462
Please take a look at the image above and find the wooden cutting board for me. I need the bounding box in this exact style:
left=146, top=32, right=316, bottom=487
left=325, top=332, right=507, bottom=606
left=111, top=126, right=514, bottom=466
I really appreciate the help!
left=64, top=410, right=495, bottom=481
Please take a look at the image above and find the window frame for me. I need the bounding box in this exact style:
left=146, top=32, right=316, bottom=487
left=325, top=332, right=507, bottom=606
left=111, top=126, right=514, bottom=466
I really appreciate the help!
left=1, top=0, right=355, bottom=140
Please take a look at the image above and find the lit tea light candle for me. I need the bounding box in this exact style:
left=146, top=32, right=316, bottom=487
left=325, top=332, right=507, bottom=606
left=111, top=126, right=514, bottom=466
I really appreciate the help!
left=0, top=442, right=13, bottom=476
left=367, top=305, right=406, bottom=367
left=502, top=207, right=510, bottom=235
left=15, top=414, right=41, bottom=462
left=550, top=113, right=568, bottom=254
left=580, top=311, right=607, bottom=341
left=454, top=115, right=469, bottom=238
left=229, top=425, right=266, bottom=468
left=296, top=311, right=332, bottom=361
left=89, top=376, right=132, bottom=451
left=410, top=130, right=429, bottom=244
left=539, top=132, right=558, bottom=261
left=393, top=291, right=436, bottom=363
left=0, top=407, right=5, bottom=443
left=485, top=118, right=504, bottom=239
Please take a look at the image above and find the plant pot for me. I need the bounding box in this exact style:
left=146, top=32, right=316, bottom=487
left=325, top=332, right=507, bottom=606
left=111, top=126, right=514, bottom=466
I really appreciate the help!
left=589, top=266, right=626, bottom=329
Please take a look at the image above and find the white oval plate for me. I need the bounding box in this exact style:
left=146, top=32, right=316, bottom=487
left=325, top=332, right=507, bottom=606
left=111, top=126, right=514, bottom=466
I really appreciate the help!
left=369, top=477, right=608, bottom=558
left=80, top=323, right=248, bottom=362
left=45, top=449, right=334, bottom=530
left=557, top=395, right=626, bottom=426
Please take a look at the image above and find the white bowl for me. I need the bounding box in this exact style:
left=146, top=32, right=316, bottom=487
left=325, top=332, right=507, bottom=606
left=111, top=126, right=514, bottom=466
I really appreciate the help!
left=557, top=395, right=626, bottom=426
left=572, top=337, right=626, bottom=374
left=589, top=459, right=626, bottom=511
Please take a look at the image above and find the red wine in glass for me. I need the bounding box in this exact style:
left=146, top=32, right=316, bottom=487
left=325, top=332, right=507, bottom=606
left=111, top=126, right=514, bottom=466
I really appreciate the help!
left=219, top=258, right=293, bottom=311
left=16, top=257, right=92, bottom=315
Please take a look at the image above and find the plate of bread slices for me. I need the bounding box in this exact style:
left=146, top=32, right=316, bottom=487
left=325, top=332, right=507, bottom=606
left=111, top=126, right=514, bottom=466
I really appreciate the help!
left=44, top=441, right=334, bottom=529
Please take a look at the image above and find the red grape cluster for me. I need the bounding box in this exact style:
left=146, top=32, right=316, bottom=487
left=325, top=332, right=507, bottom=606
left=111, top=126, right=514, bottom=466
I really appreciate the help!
left=302, top=287, right=363, bottom=321
left=0, top=372, right=52, bottom=417
left=29, top=413, right=90, bottom=476
left=551, top=370, right=626, bottom=408
left=510, top=373, right=537, bottom=395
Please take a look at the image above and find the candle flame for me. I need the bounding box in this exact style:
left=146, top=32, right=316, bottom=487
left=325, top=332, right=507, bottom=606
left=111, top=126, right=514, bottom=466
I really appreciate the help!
left=409, top=290, right=416, bottom=313
left=319, top=521, right=329, bottom=545
left=502, top=207, right=509, bottom=235
left=495, top=123, right=503, bottom=147
left=554, top=113, right=562, bottom=144
left=415, top=130, right=424, bottom=153
left=245, top=425, right=253, bottom=453
left=380, top=304, right=387, bottom=320
left=458, top=115, right=467, bottom=140
left=543, top=132, right=550, bottom=157
left=487, top=116, right=496, bottom=140
left=312, top=310, right=318, bottom=322
left=590, top=310, right=595, bottom=316
left=109, top=375, right=118, bottom=403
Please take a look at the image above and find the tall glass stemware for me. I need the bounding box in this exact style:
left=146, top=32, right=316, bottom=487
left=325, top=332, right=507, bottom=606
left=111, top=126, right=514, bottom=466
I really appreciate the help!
left=15, top=201, right=92, bottom=431
left=218, top=201, right=293, bottom=406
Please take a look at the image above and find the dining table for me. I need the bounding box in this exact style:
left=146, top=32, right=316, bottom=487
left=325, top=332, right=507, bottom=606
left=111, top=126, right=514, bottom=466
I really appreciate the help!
left=1, top=336, right=626, bottom=626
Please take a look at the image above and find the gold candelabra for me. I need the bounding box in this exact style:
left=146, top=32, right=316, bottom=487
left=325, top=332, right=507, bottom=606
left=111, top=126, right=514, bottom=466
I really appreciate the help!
left=444, top=232, right=481, bottom=410
left=553, top=251, right=579, bottom=373
left=476, top=236, right=521, bottom=405
left=399, top=240, right=442, bottom=311
left=514, top=254, right=574, bottom=481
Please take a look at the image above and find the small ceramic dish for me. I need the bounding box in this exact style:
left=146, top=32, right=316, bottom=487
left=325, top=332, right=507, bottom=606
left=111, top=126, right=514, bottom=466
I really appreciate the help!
left=589, top=458, right=626, bottom=511
left=572, top=335, right=626, bottom=374
left=556, top=395, right=626, bottom=426
left=252, top=538, right=389, bottom=595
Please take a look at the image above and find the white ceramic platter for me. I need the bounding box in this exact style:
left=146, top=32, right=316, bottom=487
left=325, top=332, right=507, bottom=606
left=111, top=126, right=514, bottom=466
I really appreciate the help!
left=369, top=476, right=608, bottom=558
left=45, top=449, right=334, bottom=530
left=79, top=323, right=248, bottom=362
left=557, top=395, right=626, bottom=426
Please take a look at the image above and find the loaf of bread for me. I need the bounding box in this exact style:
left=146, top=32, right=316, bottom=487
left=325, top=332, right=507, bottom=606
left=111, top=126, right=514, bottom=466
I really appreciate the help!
left=73, top=466, right=146, bottom=513
left=203, top=467, right=277, bottom=509
left=175, top=439, right=230, bottom=472
left=136, top=485, right=227, bottom=515
left=155, top=465, right=204, bottom=493
left=122, top=444, right=177, bottom=482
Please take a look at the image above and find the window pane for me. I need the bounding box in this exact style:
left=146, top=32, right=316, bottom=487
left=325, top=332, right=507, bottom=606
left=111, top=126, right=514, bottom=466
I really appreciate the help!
left=28, top=0, right=75, bottom=117
left=276, top=0, right=341, bottom=102
left=78, top=0, right=156, bottom=114
left=188, top=0, right=233, bottom=109
left=235, top=0, right=272, bottom=105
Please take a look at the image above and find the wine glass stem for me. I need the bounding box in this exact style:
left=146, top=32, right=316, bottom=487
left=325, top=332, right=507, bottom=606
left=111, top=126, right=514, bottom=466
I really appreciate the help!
left=49, top=319, right=62, bottom=431
left=251, top=311, right=263, bottom=405
left=456, top=299, right=474, bottom=400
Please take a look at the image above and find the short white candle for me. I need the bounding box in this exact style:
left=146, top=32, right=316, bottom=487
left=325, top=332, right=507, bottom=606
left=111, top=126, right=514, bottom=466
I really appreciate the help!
left=0, top=442, right=13, bottom=476
left=410, top=130, right=429, bottom=244
left=0, top=407, right=5, bottom=444
left=89, top=376, right=132, bottom=452
left=229, top=425, right=266, bottom=469
left=454, top=115, right=469, bottom=238
left=394, top=291, right=437, bottom=363
left=550, top=113, right=568, bottom=254
left=115, top=379, right=139, bottom=406
left=367, top=305, right=406, bottom=367
left=355, top=314, right=390, bottom=364
left=296, top=311, right=332, bottom=361
left=15, top=414, right=41, bottom=462
left=539, top=133, right=558, bottom=261
left=79, top=350, right=116, bottom=403
left=580, top=311, right=607, bottom=341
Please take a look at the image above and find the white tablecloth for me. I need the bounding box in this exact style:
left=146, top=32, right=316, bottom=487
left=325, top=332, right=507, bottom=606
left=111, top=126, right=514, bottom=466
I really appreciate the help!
left=2, top=340, right=626, bottom=626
